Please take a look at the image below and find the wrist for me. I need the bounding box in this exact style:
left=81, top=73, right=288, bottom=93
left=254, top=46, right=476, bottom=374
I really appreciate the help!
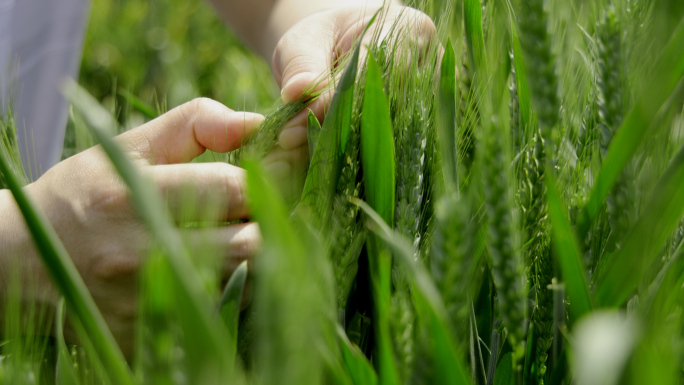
left=0, top=187, right=58, bottom=312
left=0, top=189, right=33, bottom=269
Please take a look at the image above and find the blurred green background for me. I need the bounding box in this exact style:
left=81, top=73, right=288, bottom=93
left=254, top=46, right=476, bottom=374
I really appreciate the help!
left=78, top=0, right=280, bottom=126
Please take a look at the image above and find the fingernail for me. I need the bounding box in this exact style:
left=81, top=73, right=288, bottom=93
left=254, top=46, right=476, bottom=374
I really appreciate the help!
left=235, top=111, right=265, bottom=126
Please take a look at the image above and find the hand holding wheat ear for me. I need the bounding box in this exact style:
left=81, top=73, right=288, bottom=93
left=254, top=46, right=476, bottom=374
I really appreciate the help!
left=0, top=97, right=262, bottom=358
left=269, top=5, right=435, bottom=152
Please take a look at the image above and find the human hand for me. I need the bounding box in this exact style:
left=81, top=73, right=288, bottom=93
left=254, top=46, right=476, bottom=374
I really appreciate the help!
left=0, top=98, right=262, bottom=357
left=270, top=5, right=436, bottom=156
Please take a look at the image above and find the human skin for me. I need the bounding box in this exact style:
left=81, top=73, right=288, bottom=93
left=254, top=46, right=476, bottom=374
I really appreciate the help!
left=0, top=98, right=262, bottom=356
left=0, top=0, right=436, bottom=358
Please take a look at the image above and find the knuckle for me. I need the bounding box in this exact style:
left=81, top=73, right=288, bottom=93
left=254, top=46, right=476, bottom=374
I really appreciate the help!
left=95, top=254, right=140, bottom=281
left=87, top=174, right=129, bottom=214
left=117, top=299, right=138, bottom=320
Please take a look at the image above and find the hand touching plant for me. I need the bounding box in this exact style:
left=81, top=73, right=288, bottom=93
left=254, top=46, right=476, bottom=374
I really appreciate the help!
left=0, top=98, right=262, bottom=356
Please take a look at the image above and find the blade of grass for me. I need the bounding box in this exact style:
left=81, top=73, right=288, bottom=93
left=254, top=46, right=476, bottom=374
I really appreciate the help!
left=56, top=298, right=80, bottom=385
left=246, top=159, right=337, bottom=385
left=337, top=326, right=378, bottom=385
left=437, top=38, right=458, bottom=193
left=118, top=88, right=158, bottom=120
left=464, top=0, right=486, bottom=74
left=494, top=353, right=513, bottom=385
left=63, top=79, right=232, bottom=379
left=510, top=23, right=532, bottom=133
left=577, top=17, right=684, bottom=237
left=361, top=54, right=395, bottom=228
left=308, top=109, right=322, bottom=163
left=0, top=127, right=135, bottom=385
left=374, top=249, right=400, bottom=385
left=353, top=198, right=472, bottom=385
left=597, top=143, right=684, bottom=306
left=299, top=12, right=377, bottom=231
left=546, top=173, right=593, bottom=323
left=219, top=260, right=248, bottom=364
left=360, top=52, right=399, bottom=385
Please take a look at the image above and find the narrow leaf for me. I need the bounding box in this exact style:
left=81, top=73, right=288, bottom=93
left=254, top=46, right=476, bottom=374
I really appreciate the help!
left=337, top=325, right=378, bottom=385
left=373, top=250, right=400, bottom=385
left=246, top=159, right=336, bottom=385
left=494, top=353, right=513, bottom=385
left=577, top=17, right=684, bottom=236
left=299, top=13, right=377, bottom=230
left=63, top=80, right=232, bottom=379
left=307, top=109, right=322, bottom=163
left=597, top=144, right=684, bottom=306
left=118, top=88, right=158, bottom=120
left=219, top=260, right=248, bottom=363
left=353, top=198, right=472, bottom=385
left=360, top=53, right=399, bottom=385
left=56, top=298, right=80, bottom=385
left=510, top=24, right=532, bottom=131
left=437, top=38, right=458, bottom=192
left=0, top=121, right=134, bottom=385
left=361, top=54, right=396, bottom=227
left=546, top=174, right=593, bottom=322
left=464, top=0, right=486, bottom=74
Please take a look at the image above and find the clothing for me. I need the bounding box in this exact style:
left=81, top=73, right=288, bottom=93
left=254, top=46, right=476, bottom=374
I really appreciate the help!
left=0, top=0, right=89, bottom=179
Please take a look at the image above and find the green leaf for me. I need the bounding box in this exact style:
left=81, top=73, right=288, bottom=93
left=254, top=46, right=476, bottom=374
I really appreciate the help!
left=437, top=38, right=458, bottom=193
left=299, top=12, right=377, bottom=231
left=494, top=353, right=514, bottom=385
left=464, top=0, right=486, bottom=74
left=360, top=53, right=399, bottom=385
left=577, top=17, right=684, bottom=237
left=307, top=109, right=322, bottom=163
left=63, top=79, right=232, bottom=380
left=0, top=109, right=135, bottom=385
left=597, top=143, right=684, bottom=306
left=246, top=159, right=337, bottom=385
left=118, top=88, right=158, bottom=120
left=353, top=198, right=472, bottom=385
left=219, top=260, right=248, bottom=364
left=361, top=54, right=396, bottom=228
left=56, top=298, right=80, bottom=385
left=337, top=326, right=378, bottom=385
left=373, top=249, right=400, bottom=385
left=546, top=174, right=593, bottom=323
left=510, top=23, right=532, bottom=132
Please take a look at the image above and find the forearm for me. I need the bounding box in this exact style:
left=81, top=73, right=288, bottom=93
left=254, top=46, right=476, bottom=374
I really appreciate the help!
left=208, top=0, right=400, bottom=59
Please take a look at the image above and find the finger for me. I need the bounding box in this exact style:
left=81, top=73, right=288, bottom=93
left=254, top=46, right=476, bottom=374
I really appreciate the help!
left=263, top=144, right=310, bottom=206
left=182, top=222, right=260, bottom=277
left=271, top=8, right=342, bottom=151
left=149, top=162, right=249, bottom=222
left=118, top=98, right=264, bottom=165
left=271, top=11, right=335, bottom=99
left=278, top=87, right=333, bottom=150
left=273, top=6, right=385, bottom=151
left=263, top=143, right=310, bottom=172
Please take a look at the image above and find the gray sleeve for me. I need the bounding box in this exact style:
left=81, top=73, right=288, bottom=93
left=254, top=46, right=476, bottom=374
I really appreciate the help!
left=1, top=0, right=90, bottom=179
